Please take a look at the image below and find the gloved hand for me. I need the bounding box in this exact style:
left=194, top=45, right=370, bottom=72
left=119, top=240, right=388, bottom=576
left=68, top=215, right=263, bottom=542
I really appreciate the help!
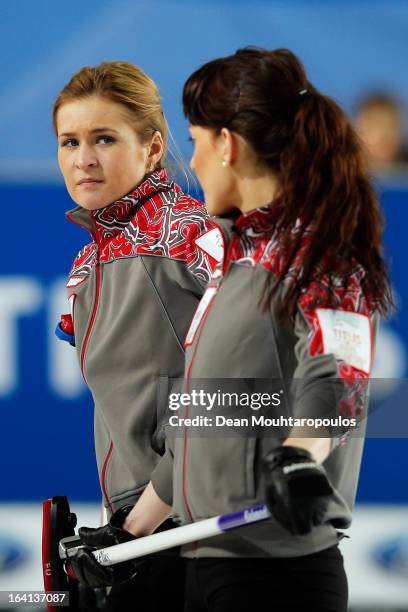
left=70, top=505, right=143, bottom=588
left=262, top=446, right=333, bottom=536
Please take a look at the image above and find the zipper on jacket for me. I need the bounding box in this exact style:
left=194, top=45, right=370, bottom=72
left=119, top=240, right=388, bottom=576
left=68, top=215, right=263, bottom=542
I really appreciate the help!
left=182, top=291, right=218, bottom=524
left=67, top=211, right=101, bottom=385
left=181, top=405, right=194, bottom=522
left=80, top=259, right=101, bottom=383
left=101, top=440, right=114, bottom=515
left=182, top=223, right=235, bottom=522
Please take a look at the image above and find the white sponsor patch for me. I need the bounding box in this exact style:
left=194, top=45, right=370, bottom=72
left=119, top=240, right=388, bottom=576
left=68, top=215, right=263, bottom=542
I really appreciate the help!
left=66, top=276, right=86, bottom=288
left=185, top=286, right=217, bottom=346
left=195, top=228, right=224, bottom=262
left=316, top=309, right=372, bottom=374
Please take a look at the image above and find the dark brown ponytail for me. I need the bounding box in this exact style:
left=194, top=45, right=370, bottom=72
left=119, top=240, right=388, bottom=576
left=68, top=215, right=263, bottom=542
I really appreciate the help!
left=183, top=47, right=394, bottom=317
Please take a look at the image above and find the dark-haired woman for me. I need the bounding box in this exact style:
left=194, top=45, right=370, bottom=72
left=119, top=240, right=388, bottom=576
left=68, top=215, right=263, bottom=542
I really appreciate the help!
left=124, top=48, right=393, bottom=612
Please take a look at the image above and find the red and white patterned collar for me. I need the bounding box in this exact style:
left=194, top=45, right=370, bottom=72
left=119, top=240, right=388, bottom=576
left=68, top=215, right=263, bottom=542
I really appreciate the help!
left=233, top=204, right=279, bottom=236
left=66, top=169, right=173, bottom=241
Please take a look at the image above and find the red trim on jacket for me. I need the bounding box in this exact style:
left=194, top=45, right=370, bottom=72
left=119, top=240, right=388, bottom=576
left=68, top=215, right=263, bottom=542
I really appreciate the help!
left=80, top=261, right=101, bottom=384
left=101, top=440, right=114, bottom=514
left=182, top=289, right=219, bottom=522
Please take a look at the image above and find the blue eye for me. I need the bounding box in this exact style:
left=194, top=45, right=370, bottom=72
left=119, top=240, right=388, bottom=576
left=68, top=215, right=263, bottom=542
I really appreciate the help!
left=188, top=136, right=194, bottom=143
left=61, top=138, right=78, bottom=148
left=97, top=135, right=115, bottom=144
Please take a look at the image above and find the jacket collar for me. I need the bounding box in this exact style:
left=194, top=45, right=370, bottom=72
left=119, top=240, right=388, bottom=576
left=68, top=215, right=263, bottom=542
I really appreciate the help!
left=65, top=169, right=171, bottom=241
left=233, top=204, right=278, bottom=236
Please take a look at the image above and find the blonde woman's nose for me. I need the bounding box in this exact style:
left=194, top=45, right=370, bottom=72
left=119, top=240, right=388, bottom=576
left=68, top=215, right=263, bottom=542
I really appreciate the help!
left=75, top=143, right=98, bottom=169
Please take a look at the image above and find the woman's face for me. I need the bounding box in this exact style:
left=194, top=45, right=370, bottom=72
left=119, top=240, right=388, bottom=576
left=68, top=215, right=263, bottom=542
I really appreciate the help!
left=355, top=105, right=403, bottom=169
left=56, top=96, right=159, bottom=210
left=189, top=125, right=236, bottom=216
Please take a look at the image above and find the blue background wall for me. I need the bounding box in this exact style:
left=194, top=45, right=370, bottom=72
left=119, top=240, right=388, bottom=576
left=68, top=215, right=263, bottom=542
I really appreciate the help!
left=0, top=0, right=407, bottom=505
left=2, top=0, right=408, bottom=177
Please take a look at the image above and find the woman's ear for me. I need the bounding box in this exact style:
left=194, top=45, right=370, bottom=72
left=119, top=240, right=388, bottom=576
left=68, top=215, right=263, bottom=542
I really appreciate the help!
left=219, top=127, right=238, bottom=166
left=147, top=131, right=164, bottom=170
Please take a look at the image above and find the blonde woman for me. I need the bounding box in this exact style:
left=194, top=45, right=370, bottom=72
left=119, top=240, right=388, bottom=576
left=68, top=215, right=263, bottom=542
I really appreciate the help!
left=54, top=61, right=218, bottom=610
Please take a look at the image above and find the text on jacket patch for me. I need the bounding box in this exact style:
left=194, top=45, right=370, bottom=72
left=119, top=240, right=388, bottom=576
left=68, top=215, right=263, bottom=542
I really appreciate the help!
left=316, top=308, right=372, bottom=374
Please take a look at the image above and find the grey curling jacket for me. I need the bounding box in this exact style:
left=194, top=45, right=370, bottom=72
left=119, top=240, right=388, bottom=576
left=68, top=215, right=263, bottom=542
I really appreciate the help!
left=151, top=205, right=378, bottom=558
left=59, top=170, right=220, bottom=515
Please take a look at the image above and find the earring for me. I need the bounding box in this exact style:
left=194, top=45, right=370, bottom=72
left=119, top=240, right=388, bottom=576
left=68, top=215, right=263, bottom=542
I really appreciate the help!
left=222, top=160, right=227, bottom=167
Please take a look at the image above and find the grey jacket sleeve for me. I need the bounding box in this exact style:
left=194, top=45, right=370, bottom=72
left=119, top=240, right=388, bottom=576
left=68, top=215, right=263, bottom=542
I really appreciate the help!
left=150, top=444, right=174, bottom=506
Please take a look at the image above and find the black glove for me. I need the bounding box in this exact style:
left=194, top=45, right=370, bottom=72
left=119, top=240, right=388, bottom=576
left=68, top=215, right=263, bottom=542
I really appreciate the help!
left=262, top=446, right=333, bottom=536
left=70, top=505, right=143, bottom=588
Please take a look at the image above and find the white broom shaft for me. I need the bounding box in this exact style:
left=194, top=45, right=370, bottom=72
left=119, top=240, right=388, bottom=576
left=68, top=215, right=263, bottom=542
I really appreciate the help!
left=92, top=505, right=271, bottom=566
left=93, top=517, right=220, bottom=565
